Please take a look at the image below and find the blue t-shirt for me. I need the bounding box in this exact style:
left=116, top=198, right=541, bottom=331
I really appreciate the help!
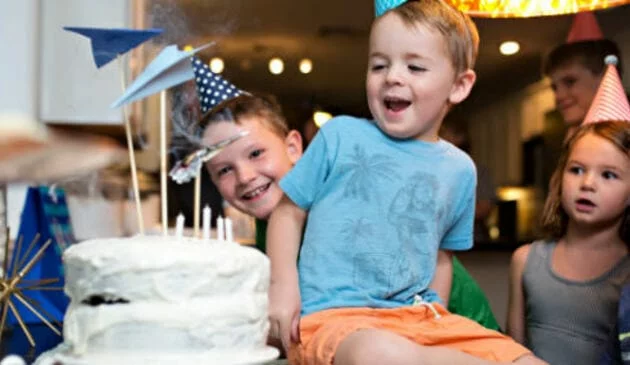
left=280, top=116, right=476, bottom=316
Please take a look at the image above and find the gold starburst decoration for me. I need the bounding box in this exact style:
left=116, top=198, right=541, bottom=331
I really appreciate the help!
left=0, top=229, right=63, bottom=347
left=448, top=0, right=630, bottom=17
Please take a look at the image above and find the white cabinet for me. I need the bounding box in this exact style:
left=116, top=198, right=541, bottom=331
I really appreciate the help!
left=39, top=0, right=131, bottom=125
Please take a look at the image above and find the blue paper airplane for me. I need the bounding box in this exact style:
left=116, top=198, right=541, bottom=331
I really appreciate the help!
left=64, top=27, right=163, bottom=68
left=111, top=43, right=213, bottom=108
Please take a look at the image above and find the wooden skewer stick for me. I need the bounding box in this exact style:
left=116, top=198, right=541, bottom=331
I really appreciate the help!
left=160, top=90, right=168, bottom=236
left=0, top=239, right=51, bottom=302
left=193, top=170, right=201, bottom=238
left=13, top=291, right=61, bottom=336
left=20, top=286, right=63, bottom=291
left=10, top=234, right=23, bottom=278
left=7, top=298, right=35, bottom=347
left=0, top=294, right=10, bottom=345
left=11, top=239, right=52, bottom=286
left=15, top=233, right=40, bottom=272
left=2, top=227, right=9, bottom=280
left=19, top=291, right=62, bottom=329
left=19, top=278, right=59, bottom=285
left=118, top=56, right=144, bottom=235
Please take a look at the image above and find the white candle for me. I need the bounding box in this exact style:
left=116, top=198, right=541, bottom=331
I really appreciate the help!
left=217, top=216, right=224, bottom=241
left=175, top=213, right=185, bottom=239
left=225, top=217, right=233, bottom=242
left=202, top=205, right=211, bottom=240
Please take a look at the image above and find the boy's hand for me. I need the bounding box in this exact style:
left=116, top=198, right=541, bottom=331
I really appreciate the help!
left=268, top=279, right=301, bottom=351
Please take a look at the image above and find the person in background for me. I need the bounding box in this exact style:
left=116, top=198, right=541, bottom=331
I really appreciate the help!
left=266, top=1, right=544, bottom=364
left=543, top=12, right=623, bottom=140
left=508, top=56, right=630, bottom=365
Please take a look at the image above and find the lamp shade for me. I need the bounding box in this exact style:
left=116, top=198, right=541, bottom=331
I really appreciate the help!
left=447, top=0, right=630, bottom=18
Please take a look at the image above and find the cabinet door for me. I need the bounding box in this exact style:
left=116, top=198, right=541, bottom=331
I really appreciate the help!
left=39, top=0, right=130, bottom=125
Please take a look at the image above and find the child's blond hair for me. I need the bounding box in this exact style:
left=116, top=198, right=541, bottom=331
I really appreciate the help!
left=385, top=0, right=479, bottom=73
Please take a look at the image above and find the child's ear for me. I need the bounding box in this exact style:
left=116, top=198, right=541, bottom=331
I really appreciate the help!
left=285, top=130, right=303, bottom=164
left=448, top=69, right=476, bottom=105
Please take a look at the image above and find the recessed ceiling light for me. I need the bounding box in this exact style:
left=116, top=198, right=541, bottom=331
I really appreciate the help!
left=299, top=58, right=313, bottom=74
left=269, top=57, right=284, bottom=75
left=499, top=41, right=520, bottom=56
left=209, top=57, right=224, bottom=74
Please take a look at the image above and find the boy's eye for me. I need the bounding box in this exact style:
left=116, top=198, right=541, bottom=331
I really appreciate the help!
left=370, top=64, right=386, bottom=72
left=567, top=166, right=583, bottom=175
left=408, top=65, right=426, bottom=72
left=216, top=166, right=232, bottom=177
left=602, top=171, right=619, bottom=180
left=561, top=77, right=577, bottom=88
left=250, top=149, right=264, bottom=158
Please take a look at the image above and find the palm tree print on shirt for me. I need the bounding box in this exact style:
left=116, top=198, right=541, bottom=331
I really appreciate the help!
left=338, top=144, right=399, bottom=203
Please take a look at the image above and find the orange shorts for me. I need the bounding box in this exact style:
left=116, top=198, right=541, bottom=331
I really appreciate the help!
left=288, top=304, right=530, bottom=365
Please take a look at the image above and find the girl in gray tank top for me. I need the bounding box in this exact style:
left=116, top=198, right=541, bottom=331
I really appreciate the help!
left=507, top=121, right=630, bottom=365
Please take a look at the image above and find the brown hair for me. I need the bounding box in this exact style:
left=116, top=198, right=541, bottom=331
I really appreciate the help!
left=199, top=93, right=289, bottom=138
left=384, top=0, right=479, bottom=73
left=543, top=39, right=623, bottom=78
left=541, top=121, right=630, bottom=243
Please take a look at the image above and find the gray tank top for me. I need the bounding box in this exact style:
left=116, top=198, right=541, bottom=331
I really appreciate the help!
left=523, top=240, right=630, bottom=365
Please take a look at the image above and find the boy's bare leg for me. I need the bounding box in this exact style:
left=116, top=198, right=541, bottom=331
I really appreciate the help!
left=512, top=355, right=548, bottom=365
left=333, top=329, right=548, bottom=365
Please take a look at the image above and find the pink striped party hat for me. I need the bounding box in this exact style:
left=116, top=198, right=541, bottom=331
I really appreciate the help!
left=583, top=55, right=630, bottom=124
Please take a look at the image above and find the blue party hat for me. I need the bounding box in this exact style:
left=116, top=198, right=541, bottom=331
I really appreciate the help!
left=64, top=27, right=163, bottom=68
left=191, top=57, right=244, bottom=113
left=375, top=0, right=406, bottom=17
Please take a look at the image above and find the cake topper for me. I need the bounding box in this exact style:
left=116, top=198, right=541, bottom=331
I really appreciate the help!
left=110, top=42, right=213, bottom=235
left=191, top=56, right=245, bottom=113
left=169, top=130, right=249, bottom=184
left=111, top=43, right=214, bottom=108
left=63, top=27, right=163, bottom=68
left=66, top=26, right=166, bottom=235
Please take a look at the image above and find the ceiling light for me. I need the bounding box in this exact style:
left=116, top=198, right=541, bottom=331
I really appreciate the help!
left=299, top=59, right=313, bottom=74
left=269, top=57, right=284, bottom=75
left=209, top=57, right=224, bottom=74
left=313, top=111, right=332, bottom=127
left=447, top=0, right=629, bottom=17
left=499, top=41, right=520, bottom=56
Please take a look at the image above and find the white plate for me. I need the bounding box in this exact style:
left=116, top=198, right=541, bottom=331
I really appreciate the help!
left=39, top=346, right=280, bottom=365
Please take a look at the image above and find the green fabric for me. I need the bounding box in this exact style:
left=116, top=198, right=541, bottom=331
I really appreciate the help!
left=256, top=220, right=500, bottom=330
left=448, top=256, right=501, bottom=330
left=255, top=218, right=267, bottom=253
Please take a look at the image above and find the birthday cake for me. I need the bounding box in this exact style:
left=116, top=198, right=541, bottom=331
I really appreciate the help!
left=36, top=236, right=278, bottom=365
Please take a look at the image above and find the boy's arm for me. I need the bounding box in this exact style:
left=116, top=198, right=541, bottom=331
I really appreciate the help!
left=506, top=243, right=531, bottom=344
left=267, top=194, right=306, bottom=352
left=430, top=250, right=453, bottom=305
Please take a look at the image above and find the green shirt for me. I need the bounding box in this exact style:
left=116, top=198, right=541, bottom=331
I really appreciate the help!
left=255, top=219, right=500, bottom=331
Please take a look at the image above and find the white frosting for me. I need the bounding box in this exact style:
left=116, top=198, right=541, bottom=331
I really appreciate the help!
left=56, top=235, right=277, bottom=363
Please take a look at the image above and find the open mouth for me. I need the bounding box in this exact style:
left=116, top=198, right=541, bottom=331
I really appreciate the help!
left=575, top=198, right=596, bottom=208
left=242, top=182, right=271, bottom=200
left=384, top=97, right=411, bottom=112
left=82, top=294, right=130, bottom=306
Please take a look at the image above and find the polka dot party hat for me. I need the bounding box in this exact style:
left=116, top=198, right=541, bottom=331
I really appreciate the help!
left=191, top=56, right=244, bottom=113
